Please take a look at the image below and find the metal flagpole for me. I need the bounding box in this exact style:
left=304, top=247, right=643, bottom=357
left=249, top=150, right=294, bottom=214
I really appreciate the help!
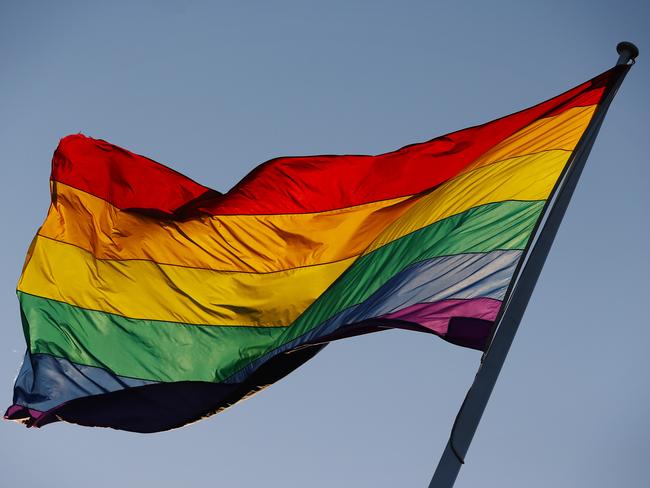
left=428, top=41, right=639, bottom=488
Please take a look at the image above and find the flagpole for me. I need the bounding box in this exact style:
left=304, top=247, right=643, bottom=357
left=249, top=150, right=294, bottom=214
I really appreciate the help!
left=428, top=42, right=638, bottom=488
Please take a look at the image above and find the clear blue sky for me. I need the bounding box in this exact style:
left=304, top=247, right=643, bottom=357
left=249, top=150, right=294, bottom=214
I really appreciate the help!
left=1, top=1, right=648, bottom=487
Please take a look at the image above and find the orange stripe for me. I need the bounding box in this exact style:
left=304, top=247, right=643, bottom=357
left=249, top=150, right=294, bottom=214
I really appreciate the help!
left=42, top=183, right=419, bottom=273
left=39, top=105, right=595, bottom=274
left=462, top=105, right=595, bottom=173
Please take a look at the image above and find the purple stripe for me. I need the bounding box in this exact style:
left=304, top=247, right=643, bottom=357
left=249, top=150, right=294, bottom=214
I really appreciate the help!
left=4, top=404, right=51, bottom=427
left=379, top=297, right=502, bottom=335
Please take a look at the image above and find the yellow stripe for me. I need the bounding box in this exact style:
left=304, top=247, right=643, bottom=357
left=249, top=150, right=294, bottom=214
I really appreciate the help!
left=462, top=105, right=595, bottom=174
left=365, top=149, right=570, bottom=253
left=42, top=183, right=418, bottom=273
left=21, top=149, right=570, bottom=325
left=18, top=236, right=354, bottom=326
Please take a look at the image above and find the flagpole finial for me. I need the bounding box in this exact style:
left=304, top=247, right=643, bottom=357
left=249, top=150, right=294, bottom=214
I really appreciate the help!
left=616, top=41, right=639, bottom=65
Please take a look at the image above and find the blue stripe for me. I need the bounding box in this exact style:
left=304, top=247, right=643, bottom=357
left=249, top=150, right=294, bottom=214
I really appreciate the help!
left=225, top=249, right=519, bottom=384
left=12, top=352, right=154, bottom=413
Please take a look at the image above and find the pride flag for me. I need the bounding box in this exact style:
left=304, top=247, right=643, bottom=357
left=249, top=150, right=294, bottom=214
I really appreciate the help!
left=5, top=67, right=622, bottom=432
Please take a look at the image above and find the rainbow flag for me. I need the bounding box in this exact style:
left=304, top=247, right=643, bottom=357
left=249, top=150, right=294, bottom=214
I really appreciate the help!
left=5, top=67, right=621, bottom=432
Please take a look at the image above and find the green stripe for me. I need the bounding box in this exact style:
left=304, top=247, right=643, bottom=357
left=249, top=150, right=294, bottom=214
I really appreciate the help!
left=20, top=291, right=285, bottom=383
left=279, top=199, right=544, bottom=344
left=22, top=199, right=544, bottom=383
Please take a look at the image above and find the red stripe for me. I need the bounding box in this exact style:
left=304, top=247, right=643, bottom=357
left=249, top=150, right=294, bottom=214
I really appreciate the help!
left=50, top=67, right=619, bottom=217
left=52, top=135, right=219, bottom=218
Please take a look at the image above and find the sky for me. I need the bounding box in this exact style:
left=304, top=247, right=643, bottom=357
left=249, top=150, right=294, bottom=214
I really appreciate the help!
left=0, top=1, right=648, bottom=487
